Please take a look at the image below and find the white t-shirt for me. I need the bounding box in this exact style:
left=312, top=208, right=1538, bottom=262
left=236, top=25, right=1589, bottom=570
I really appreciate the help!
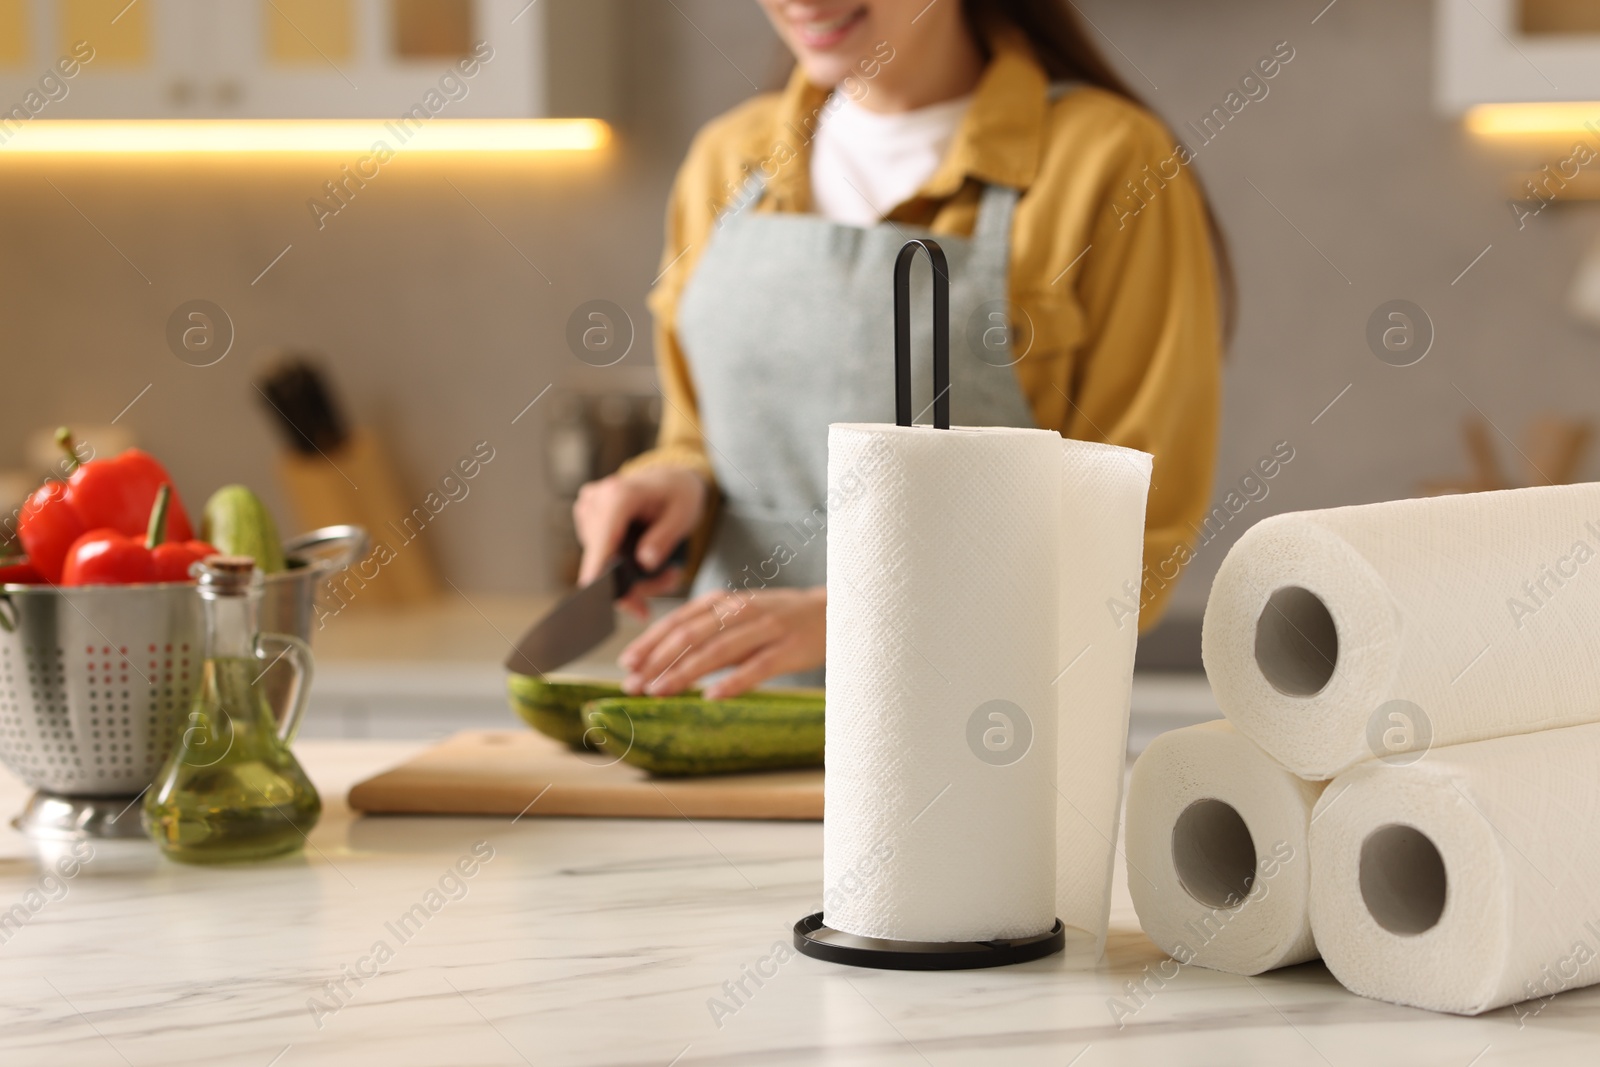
left=810, top=91, right=974, bottom=226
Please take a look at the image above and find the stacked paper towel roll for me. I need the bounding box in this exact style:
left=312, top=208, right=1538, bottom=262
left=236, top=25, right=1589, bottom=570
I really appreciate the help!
left=1125, top=482, right=1600, bottom=1012
left=1203, top=483, right=1600, bottom=779
left=823, top=425, right=1150, bottom=948
left=1125, top=721, right=1323, bottom=975
left=1309, top=722, right=1600, bottom=1014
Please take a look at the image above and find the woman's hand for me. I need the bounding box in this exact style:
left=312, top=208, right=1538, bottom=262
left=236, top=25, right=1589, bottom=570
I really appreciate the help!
left=619, top=586, right=825, bottom=699
left=573, top=466, right=708, bottom=619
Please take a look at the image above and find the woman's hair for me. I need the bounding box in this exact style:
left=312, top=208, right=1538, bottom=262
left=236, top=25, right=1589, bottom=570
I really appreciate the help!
left=966, top=0, right=1237, bottom=342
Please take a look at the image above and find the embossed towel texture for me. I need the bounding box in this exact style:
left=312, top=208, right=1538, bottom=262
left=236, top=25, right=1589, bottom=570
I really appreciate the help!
left=1125, top=720, right=1325, bottom=976
left=1309, top=723, right=1600, bottom=1014
left=1202, top=483, right=1600, bottom=779
left=1130, top=482, right=1600, bottom=1012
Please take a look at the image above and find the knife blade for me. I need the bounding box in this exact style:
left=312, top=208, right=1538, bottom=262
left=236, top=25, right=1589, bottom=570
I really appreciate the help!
left=504, top=522, right=687, bottom=677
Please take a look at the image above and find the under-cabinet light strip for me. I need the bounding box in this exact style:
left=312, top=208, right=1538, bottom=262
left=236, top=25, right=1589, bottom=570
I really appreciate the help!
left=1466, top=103, right=1600, bottom=137
left=0, top=119, right=610, bottom=154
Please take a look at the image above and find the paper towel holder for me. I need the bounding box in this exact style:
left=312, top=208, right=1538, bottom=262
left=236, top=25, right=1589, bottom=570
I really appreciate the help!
left=793, top=913, right=1065, bottom=971
left=796, top=239, right=1065, bottom=969
left=894, top=238, right=951, bottom=430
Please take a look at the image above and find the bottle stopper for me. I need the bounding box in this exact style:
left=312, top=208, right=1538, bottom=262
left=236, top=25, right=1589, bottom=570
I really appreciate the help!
left=192, top=555, right=259, bottom=595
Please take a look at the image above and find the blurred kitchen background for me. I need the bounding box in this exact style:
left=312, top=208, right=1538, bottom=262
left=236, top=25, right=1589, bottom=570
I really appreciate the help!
left=2, top=0, right=1598, bottom=738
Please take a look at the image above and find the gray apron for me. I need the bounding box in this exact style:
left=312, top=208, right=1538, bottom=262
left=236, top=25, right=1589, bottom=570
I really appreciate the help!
left=674, top=169, right=1039, bottom=682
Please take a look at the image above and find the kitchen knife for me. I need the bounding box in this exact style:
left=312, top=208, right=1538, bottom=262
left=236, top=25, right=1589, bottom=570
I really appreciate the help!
left=504, top=522, right=688, bottom=676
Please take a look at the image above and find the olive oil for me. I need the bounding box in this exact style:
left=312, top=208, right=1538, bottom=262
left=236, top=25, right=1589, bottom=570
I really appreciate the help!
left=143, top=557, right=320, bottom=863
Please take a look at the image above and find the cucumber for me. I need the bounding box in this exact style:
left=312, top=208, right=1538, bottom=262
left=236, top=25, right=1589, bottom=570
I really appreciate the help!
left=201, top=485, right=286, bottom=573
left=506, top=674, right=627, bottom=751
left=581, top=694, right=824, bottom=777
left=505, top=673, right=824, bottom=758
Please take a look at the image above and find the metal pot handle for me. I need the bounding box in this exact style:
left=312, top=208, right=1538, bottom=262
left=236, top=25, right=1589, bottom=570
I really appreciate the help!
left=282, top=525, right=369, bottom=572
left=256, top=631, right=314, bottom=743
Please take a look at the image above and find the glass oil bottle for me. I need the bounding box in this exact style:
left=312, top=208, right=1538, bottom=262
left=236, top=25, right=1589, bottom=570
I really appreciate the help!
left=143, top=556, right=321, bottom=862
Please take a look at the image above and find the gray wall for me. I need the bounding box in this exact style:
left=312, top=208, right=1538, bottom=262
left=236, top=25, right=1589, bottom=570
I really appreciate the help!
left=1093, top=0, right=1600, bottom=618
left=2, top=0, right=1597, bottom=619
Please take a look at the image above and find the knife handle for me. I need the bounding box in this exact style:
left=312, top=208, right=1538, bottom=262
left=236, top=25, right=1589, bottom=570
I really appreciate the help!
left=613, top=520, right=689, bottom=598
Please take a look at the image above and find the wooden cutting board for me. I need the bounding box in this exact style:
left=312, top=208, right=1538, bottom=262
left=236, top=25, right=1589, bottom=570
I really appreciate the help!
left=347, top=729, right=823, bottom=820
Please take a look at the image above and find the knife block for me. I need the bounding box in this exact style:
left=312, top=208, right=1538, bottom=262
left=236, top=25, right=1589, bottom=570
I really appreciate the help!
left=276, top=427, right=441, bottom=606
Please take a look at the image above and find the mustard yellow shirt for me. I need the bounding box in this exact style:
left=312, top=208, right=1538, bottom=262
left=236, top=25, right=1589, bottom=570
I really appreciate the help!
left=629, top=31, right=1222, bottom=627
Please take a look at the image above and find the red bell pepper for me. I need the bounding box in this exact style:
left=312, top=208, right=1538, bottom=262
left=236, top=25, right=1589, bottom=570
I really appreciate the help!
left=150, top=539, right=218, bottom=583
left=63, top=528, right=153, bottom=585
left=16, top=430, right=196, bottom=583
left=16, top=480, right=85, bottom=584
left=61, top=486, right=217, bottom=586
left=0, top=558, right=44, bottom=585
left=66, top=444, right=195, bottom=541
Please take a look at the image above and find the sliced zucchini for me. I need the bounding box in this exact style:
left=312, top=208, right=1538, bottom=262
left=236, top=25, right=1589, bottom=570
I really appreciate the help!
left=505, top=674, right=626, bottom=750
left=582, top=694, right=824, bottom=777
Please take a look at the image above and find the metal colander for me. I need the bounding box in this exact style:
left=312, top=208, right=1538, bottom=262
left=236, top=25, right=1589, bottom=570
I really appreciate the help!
left=0, top=526, right=366, bottom=797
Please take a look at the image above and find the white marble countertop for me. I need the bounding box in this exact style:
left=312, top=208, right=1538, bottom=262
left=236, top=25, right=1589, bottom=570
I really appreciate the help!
left=3, top=742, right=1600, bottom=1067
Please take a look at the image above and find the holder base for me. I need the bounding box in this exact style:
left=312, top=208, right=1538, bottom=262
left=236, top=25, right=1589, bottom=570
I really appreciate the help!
left=12, top=791, right=146, bottom=841
left=793, top=913, right=1065, bottom=971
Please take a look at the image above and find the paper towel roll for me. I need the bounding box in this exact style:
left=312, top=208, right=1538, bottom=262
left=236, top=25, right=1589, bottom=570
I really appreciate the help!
left=1125, top=720, right=1324, bottom=975
left=822, top=425, right=1150, bottom=947
left=1053, top=438, right=1155, bottom=948
left=1310, top=722, right=1600, bottom=1014
left=1202, top=484, right=1600, bottom=779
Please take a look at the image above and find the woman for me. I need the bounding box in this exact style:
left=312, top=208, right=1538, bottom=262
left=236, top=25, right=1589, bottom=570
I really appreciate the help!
left=574, top=0, right=1227, bottom=698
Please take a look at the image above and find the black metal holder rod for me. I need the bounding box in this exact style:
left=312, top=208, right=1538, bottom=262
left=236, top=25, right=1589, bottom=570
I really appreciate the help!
left=893, top=239, right=951, bottom=430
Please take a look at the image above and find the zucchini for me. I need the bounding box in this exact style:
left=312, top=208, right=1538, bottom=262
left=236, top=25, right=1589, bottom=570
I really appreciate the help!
left=582, top=694, right=824, bottom=777
left=506, top=674, right=625, bottom=750
left=506, top=673, right=821, bottom=755
left=201, top=485, right=286, bottom=573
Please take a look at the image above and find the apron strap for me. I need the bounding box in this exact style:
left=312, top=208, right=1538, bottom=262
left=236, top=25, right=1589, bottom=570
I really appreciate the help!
left=971, top=182, right=1020, bottom=247
left=717, top=170, right=770, bottom=226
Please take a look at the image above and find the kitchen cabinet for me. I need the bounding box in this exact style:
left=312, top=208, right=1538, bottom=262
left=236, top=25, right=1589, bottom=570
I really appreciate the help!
left=0, top=0, right=612, bottom=119
left=1437, top=0, right=1600, bottom=112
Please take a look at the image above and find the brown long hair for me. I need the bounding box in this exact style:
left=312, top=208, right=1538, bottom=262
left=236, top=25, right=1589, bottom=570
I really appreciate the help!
left=965, top=0, right=1237, bottom=341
